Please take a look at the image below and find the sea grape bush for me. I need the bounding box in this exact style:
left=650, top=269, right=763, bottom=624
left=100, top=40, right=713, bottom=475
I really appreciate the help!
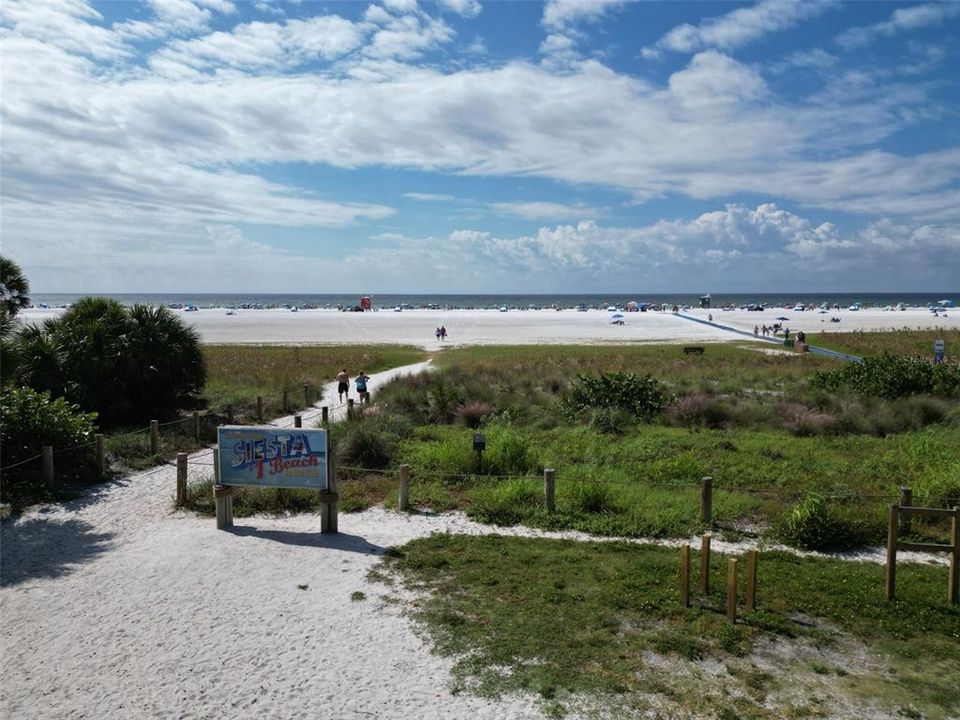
left=0, top=386, right=99, bottom=508
left=810, top=354, right=960, bottom=400
left=565, top=372, right=668, bottom=421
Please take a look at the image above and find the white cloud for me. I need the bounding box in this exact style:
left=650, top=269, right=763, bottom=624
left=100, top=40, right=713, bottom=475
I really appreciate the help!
left=437, top=0, right=482, bottom=19
left=0, top=0, right=131, bottom=59
left=836, top=2, right=960, bottom=49
left=491, top=201, right=603, bottom=221
left=668, top=50, right=769, bottom=109
left=642, top=0, right=836, bottom=58
left=542, top=0, right=622, bottom=30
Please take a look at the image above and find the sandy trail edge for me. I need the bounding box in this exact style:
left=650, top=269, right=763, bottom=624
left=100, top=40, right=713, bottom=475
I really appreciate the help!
left=0, top=359, right=948, bottom=720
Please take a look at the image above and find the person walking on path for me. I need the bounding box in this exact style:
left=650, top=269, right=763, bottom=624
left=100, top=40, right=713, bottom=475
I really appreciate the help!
left=336, top=368, right=350, bottom=404
left=355, top=371, right=370, bottom=404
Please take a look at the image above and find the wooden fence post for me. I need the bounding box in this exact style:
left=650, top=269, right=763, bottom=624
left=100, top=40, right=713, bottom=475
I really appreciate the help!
left=680, top=543, right=691, bottom=607
left=543, top=468, right=556, bottom=512
left=294, top=415, right=302, bottom=428
left=347, top=398, right=355, bottom=419
left=321, top=449, right=338, bottom=534
left=700, top=476, right=713, bottom=525
left=256, top=396, right=263, bottom=423
left=283, top=390, right=289, bottom=413
left=950, top=507, right=959, bottom=605
left=150, top=420, right=159, bottom=455
left=213, top=447, right=220, bottom=485
left=321, top=406, right=329, bottom=425
left=176, top=453, right=187, bottom=507
left=214, top=484, right=233, bottom=530
left=900, top=487, right=912, bottom=534
left=726, top=558, right=738, bottom=622
left=886, top=504, right=899, bottom=602
left=746, top=549, right=758, bottom=611
left=700, top=533, right=711, bottom=593
left=399, top=464, right=411, bottom=511
left=226, top=404, right=234, bottom=425
left=42, top=445, right=54, bottom=488
left=193, top=411, right=201, bottom=442
left=303, top=383, right=310, bottom=406
left=95, top=433, right=105, bottom=475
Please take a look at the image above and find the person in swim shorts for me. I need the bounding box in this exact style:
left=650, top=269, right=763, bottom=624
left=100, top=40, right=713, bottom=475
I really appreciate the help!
left=336, top=369, right=349, bottom=403
left=355, top=371, right=370, bottom=404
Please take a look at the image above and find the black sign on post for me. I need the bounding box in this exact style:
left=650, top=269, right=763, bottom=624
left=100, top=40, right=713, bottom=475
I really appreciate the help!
left=473, top=432, right=486, bottom=473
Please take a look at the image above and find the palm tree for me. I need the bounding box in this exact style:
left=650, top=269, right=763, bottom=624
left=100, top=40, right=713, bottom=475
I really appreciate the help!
left=0, top=256, right=30, bottom=318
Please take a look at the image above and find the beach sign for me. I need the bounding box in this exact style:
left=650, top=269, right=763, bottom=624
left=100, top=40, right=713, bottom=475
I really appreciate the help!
left=934, top=339, right=945, bottom=364
left=217, top=425, right=328, bottom=490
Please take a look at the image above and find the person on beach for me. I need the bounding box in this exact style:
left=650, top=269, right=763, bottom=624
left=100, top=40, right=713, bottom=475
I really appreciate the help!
left=355, top=371, right=370, bottom=404
left=336, top=369, right=349, bottom=403
left=708, top=313, right=713, bottom=322
left=435, top=327, right=441, bottom=341
left=796, top=330, right=806, bottom=344
left=440, top=325, right=447, bottom=340
left=754, top=325, right=759, bottom=336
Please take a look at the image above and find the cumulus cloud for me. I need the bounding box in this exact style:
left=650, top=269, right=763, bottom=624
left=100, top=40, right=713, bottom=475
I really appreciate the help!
left=642, top=0, right=836, bottom=58
left=836, top=2, right=960, bottom=49
left=539, top=0, right=624, bottom=68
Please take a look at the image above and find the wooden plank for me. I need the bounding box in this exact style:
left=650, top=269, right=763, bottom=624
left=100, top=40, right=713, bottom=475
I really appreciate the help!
left=544, top=468, right=556, bottom=512
left=886, top=504, right=898, bottom=602
left=950, top=509, right=959, bottom=605
left=699, top=533, right=711, bottom=594
left=898, top=506, right=957, bottom=519
left=897, top=541, right=954, bottom=554
left=680, top=544, right=690, bottom=608
left=700, top=476, right=713, bottom=525
left=900, top=488, right=912, bottom=534
left=399, top=464, right=410, bottom=511
left=42, top=446, right=54, bottom=488
left=176, top=453, right=188, bottom=507
left=150, top=420, right=159, bottom=455
left=726, top=558, right=737, bottom=622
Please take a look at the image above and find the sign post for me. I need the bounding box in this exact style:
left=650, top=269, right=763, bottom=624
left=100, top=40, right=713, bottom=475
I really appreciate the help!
left=934, top=339, right=945, bottom=364
left=215, top=425, right=336, bottom=532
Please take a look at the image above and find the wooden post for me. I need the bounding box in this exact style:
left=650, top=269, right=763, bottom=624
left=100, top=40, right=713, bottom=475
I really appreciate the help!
left=42, top=445, right=54, bottom=488
left=321, top=406, right=329, bottom=425
left=283, top=390, right=289, bottom=413
left=726, top=558, right=738, bottom=622
left=150, top=419, right=159, bottom=455
left=700, top=533, right=711, bottom=593
left=95, top=433, right=105, bottom=475
left=886, top=504, right=899, bottom=602
left=347, top=398, right=355, bottom=419
left=950, top=507, right=959, bottom=605
left=746, top=549, right=758, bottom=611
left=213, top=447, right=220, bottom=485
left=399, top=464, right=411, bottom=511
left=321, top=449, right=338, bottom=534
left=900, top=487, right=912, bottom=534
left=294, top=415, right=302, bottom=428
left=303, top=383, right=310, bottom=406
left=544, top=468, right=556, bottom=512
left=176, top=452, right=188, bottom=507
left=700, top=476, right=713, bottom=525
left=193, top=411, right=201, bottom=442
left=214, top=484, right=233, bottom=530
left=680, top=543, right=691, bottom=607
left=226, top=404, right=234, bottom=425
left=256, top=396, right=263, bottom=423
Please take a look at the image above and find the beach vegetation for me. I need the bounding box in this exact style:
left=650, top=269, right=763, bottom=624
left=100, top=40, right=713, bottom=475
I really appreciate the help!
left=0, top=386, right=99, bottom=509
left=377, top=533, right=960, bottom=718
left=810, top=353, right=960, bottom=400
left=14, top=298, right=205, bottom=426
left=0, top=255, right=30, bottom=319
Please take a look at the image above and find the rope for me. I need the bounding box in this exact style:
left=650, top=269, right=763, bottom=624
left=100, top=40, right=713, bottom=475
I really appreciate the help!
left=0, top=452, right=45, bottom=472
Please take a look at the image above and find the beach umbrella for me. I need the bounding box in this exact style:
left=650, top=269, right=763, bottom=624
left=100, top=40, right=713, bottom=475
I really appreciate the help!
left=776, top=316, right=789, bottom=321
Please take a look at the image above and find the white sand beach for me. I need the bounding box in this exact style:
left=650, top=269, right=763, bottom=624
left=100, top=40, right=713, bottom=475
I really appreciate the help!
left=19, top=306, right=955, bottom=348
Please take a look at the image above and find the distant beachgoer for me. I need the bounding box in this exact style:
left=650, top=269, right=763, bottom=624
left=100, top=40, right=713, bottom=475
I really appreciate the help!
left=435, top=327, right=441, bottom=341
left=336, top=369, right=349, bottom=403
left=708, top=313, right=713, bottom=322
left=355, top=371, right=370, bottom=404
left=440, top=325, right=447, bottom=340
left=754, top=325, right=759, bottom=336
left=797, top=330, right=806, bottom=344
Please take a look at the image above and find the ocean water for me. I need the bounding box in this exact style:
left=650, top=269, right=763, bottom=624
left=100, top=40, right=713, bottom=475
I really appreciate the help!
left=29, top=292, right=958, bottom=310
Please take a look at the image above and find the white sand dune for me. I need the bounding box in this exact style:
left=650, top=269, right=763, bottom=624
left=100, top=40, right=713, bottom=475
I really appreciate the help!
left=20, top=306, right=954, bottom=349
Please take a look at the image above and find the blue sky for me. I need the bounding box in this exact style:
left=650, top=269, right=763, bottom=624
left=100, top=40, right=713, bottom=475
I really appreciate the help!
left=1, top=0, right=958, bottom=292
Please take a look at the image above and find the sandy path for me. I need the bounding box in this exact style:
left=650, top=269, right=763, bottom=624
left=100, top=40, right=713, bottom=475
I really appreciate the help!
left=0, top=358, right=948, bottom=720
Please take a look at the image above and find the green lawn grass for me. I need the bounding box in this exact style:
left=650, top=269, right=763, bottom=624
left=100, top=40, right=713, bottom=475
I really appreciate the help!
left=809, top=329, right=960, bottom=359
left=378, top=533, right=960, bottom=719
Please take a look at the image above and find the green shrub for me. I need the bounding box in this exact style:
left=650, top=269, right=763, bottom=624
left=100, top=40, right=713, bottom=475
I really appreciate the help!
left=777, top=494, right=871, bottom=551
left=337, top=423, right=391, bottom=469
left=564, top=372, right=668, bottom=421
left=590, top=406, right=631, bottom=435
left=485, top=427, right=537, bottom=475
left=811, top=354, right=960, bottom=400
left=15, top=298, right=205, bottom=426
left=468, top=478, right=543, bottom=525
left=563, top=481, right=620, bottom=514
left=0, top=386, right=99, bottom=509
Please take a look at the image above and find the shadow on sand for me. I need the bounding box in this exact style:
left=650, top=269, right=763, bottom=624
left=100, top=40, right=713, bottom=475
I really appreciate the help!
left=226, top=526, right=385, bottom=555
left=1, top=516, right=114, bottom=588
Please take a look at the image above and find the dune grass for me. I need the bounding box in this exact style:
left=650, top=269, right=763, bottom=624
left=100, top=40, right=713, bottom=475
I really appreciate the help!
left=378, top=533, right=960, bottom=719
left=810, top=329, right=960, bottom=358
